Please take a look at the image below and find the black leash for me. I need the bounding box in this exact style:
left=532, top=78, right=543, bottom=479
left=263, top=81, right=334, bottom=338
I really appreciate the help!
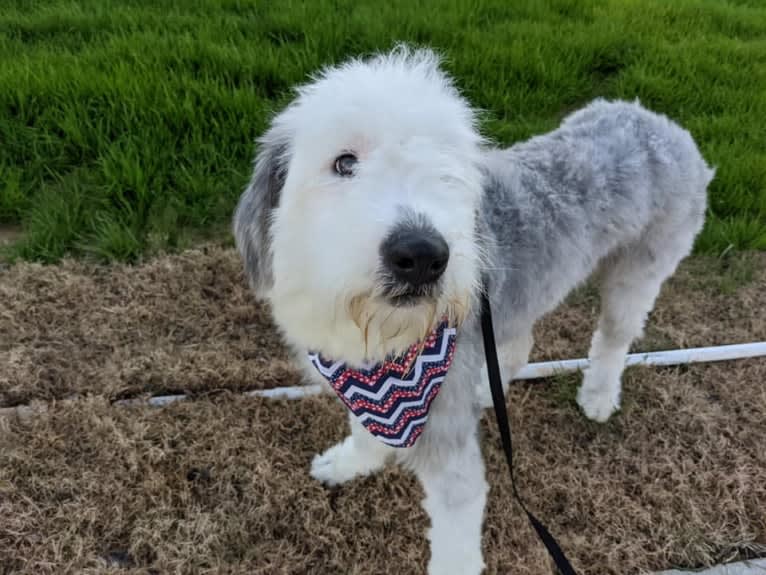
left=479, top=288, right=579, bottom=575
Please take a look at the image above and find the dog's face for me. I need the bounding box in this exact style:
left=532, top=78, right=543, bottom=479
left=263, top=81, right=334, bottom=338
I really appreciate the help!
left=235, top=49, right=485, bottom=365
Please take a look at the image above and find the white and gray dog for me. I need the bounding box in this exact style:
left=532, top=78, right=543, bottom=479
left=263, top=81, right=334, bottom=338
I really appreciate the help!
left=234, top=48, right=713, bottom=574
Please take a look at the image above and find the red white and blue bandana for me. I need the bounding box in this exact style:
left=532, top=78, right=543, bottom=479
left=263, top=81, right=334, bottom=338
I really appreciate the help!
left=308, top=321, right=457, bottom=448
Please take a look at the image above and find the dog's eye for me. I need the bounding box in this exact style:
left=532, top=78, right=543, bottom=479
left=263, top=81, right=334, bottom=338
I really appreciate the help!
left=334, top=153, right=357, bottom=177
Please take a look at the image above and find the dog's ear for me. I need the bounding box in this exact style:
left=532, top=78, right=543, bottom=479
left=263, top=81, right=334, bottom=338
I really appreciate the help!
left=233, top=123, right=291, bottom=297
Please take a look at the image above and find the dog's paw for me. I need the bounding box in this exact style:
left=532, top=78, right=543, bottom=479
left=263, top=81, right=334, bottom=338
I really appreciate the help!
left=428, top=552, right=484, bottom=575
left=310, top=438, right=380, bottom=487
left=577, top=383, right=620, bottom=422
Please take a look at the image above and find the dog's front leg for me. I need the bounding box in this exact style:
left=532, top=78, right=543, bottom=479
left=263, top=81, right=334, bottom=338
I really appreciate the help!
left=415, top=432, right=488, bottom=575
left=310, top=413, right=393, bottom=486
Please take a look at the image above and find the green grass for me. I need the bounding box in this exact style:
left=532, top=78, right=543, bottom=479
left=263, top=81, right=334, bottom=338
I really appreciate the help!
left=1, top=0, right=765, bottom=262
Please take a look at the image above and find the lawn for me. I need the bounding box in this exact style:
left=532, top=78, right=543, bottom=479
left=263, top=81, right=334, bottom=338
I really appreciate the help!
left=1, top=0, right=765, bottom=262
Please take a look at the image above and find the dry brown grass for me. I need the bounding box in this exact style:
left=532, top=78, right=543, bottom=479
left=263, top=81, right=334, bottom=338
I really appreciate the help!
left=0, top=248, right=298, bottom=407
left=1, top=249, right=765, bottom=574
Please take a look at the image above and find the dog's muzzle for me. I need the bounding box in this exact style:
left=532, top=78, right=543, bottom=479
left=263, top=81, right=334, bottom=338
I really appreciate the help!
left=308, top=320, right=457, bottom=447
left=379, top=221, right=449, bottom=305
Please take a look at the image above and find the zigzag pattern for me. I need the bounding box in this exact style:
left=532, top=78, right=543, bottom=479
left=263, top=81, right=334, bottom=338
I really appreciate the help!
left=309, top=322, right=457, bottom=448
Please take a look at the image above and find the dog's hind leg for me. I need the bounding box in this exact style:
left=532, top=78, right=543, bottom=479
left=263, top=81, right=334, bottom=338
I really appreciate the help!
left=475, top=330, right=534, bottom=408
left=577, top=228, right=695, bottom=422
left=310, top=413, right=393, bottom=486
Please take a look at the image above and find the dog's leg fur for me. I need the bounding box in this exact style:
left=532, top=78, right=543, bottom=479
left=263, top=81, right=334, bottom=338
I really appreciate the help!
left=396, top=341, right=490, bottom=575
left=578, top=224, right=699, bottom=421
left=310, top=413, right=393, bottom=486
left=415, top=431, right=488, bottom=575
left=476, top=330, right=534, bottom=407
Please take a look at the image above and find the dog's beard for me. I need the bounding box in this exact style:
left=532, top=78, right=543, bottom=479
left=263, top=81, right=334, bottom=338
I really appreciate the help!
left=345, top=289, right=470, bottom=361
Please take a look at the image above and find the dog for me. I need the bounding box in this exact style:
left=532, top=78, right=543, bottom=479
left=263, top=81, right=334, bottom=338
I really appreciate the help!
left=233, top=47, right=713, bottom=574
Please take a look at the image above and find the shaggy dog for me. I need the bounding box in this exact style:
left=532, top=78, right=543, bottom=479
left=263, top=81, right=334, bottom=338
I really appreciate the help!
left=234, top=48, right=713, bottom=574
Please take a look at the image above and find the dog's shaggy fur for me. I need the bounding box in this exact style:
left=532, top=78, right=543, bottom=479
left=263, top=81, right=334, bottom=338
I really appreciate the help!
left=234, top=48, right=713, bottom=574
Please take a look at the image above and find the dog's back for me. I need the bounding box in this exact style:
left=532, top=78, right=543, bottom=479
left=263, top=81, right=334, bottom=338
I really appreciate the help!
left=480, top=99, right=713, bottom=327
left=560, top=98, right=712, bottom=220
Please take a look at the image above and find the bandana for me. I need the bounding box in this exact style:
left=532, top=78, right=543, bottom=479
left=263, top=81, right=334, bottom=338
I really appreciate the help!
left=308, top=321, right=457, bottom=448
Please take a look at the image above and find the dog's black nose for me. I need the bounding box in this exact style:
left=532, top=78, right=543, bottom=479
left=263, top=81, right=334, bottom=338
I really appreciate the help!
left=381, top=227, right=450, bottom=287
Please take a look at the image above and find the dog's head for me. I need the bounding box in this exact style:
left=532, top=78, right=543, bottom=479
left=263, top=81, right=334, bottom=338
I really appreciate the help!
left=234, top=48, right=485, bottom=364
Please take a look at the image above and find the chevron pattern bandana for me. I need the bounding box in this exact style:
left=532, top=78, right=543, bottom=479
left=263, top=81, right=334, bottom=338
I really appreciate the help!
left=308, top=321, right=457, bottom=448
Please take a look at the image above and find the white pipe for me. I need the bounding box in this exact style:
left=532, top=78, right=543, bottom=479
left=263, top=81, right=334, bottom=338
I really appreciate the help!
left=246, top=384, right=326, bottom=400
left=514, top=341, right=766, bottom=380
left=112, top=394, right=187, bottom=408
left=252, top=341, right=766, bottom=400
left=3, top=343, right=763, bottom=418
left=148, top=394, right=187, bottom=407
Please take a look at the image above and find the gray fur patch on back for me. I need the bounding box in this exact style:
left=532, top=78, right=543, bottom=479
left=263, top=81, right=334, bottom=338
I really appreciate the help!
left=476, top=99, right=713, bottom=343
